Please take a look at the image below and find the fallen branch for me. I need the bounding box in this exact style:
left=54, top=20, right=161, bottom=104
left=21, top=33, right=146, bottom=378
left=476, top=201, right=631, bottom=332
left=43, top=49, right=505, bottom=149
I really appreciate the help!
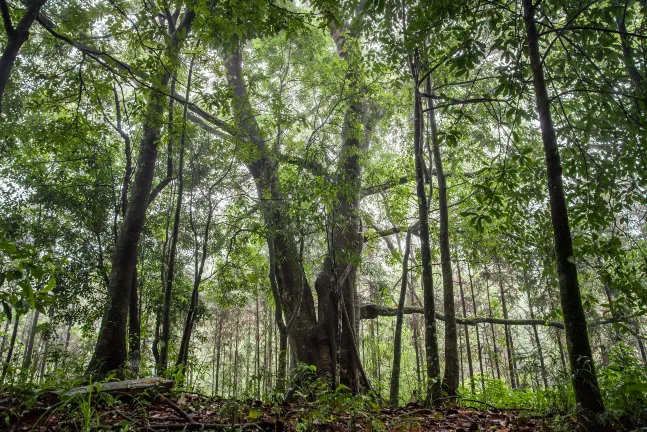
left=148, top=420, right=274, bottom=431
left=158, top=395, right=197, bottom=425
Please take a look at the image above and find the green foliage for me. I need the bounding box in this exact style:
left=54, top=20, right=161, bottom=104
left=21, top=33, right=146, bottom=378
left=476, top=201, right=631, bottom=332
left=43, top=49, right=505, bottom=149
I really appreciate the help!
left=598, top=343, right=647, bottom=426
left=460, top=375, right=573, bottom=413
left=0, top=238, right=60, bottom=318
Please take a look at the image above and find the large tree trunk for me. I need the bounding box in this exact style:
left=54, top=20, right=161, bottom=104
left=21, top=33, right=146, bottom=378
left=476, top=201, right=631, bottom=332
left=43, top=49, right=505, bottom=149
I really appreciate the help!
left=389, top=231, right=411, bottom=406
left=225, top=44, right=324, bottom=380
left=523, top=1, right=606, bottom=427
left=87, top=9, right=195, bottom=378
left=0, top=0, right=47, bottom=112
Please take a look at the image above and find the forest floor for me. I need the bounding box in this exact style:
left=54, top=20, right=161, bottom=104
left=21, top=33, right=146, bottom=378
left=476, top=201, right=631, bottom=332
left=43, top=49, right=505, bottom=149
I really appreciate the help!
left=1, top=390, right=565, bottom=431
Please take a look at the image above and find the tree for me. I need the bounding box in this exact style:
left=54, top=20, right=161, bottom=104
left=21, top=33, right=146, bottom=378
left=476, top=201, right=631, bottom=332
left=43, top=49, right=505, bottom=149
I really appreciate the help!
left=522, top=0, right=605, bottom=427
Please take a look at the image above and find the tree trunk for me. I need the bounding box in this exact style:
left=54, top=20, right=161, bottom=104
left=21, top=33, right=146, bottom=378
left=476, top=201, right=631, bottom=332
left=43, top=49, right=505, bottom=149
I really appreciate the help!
left=429, top=78, right=459, bottom=398
left=1, top=314, right=20, bottom=380
left=87, top=9, right=195, bottom=378
left=485, top=276, right=501, bottom=380
left=0, top=319, right=10, bottom=359
left=0, top=0, right=48, bottom=112
left=496, top=262, right=517, bottom=388
left=526, top=281, right=548, bottom=390
left=128, top=268, right=140, bottom=375
left=160, top=108, right=185, bottom=373
left=412, top=63, right=441, bottom=404
left=21, top=309, right=39, bottom=373
left=225, top=46, right=321, bottom=382
left=389, top=231, right=411, bottom=406
left=215, top=315, right=222, bottom=395
left=175, top=53, right=202, bottom=371
left=457, top=263, right=474, bottom=393
left=523, top=1, right=606, bottom=426
left=466, top=262, right=485, bottom=393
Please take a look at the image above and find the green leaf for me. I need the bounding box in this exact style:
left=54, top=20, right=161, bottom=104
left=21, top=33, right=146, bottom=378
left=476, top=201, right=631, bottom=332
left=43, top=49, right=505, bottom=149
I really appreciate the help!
left=42, top=276, right=56, bottom=293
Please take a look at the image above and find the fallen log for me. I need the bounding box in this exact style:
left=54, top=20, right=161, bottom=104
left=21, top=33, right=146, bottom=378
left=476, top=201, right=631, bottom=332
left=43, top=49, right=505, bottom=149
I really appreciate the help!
left=59, top=377, right=173, bottom=400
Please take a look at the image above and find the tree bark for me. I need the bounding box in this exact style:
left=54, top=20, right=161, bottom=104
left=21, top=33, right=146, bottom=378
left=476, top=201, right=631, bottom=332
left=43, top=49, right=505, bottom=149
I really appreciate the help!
left=523, top=0, right=606, bottom=426
left=389, top=231, right=411, bottom=406
left=0, top=0, right=48, bottom=112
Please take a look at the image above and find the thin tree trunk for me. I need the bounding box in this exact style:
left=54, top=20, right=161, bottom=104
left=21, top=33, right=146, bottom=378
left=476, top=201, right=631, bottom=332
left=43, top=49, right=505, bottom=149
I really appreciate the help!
left=233, top=314, right=239, bottom=397
left=467, top=262, right=485, bottom=393
left=128, top=268, right=140, bottom=374
left=497, top=262, right=517, bottom=388
left=1, top=314, right=20, bottom=380
left=0, top=0, right=48, bottom=112
left=526, top=283, right=548, bottom=390
left=410, top=55, right=441, bottom=404
left=255, top=297, right=260, bottom=398
left=427, top=72, right=459, bottom=398
left=160, top=117, right=185, bottom=372
left=38, top=332, right=49, bottom=381
left=485, top=276, right=501, bottom=380
left=523, top=1, right=606, bottom=426
left=0, top=319, right=10, bottom=359
left=411, top=278, right=422, bottom=387
left=389, top=231, right=412, bottom=406
left=175, top=52, right=205, bottom=370
left=215, top=315, right=222, bottom=395
left=457, top=263, right=474, bottom=393
left=21, top=309, right=39, bottom=373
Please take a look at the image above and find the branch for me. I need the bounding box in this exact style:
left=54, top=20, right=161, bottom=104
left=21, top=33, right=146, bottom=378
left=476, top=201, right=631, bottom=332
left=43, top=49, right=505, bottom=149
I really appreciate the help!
left=361, top=170, right=478, bottom=198
left=0, top=0, right=13, bottom=35
left=148, top=176, right=175, bottom=207
left=359, top=304, right=628, bottom=330
left=277, top=153, right=328, bottom=178
left=539, top=26, right=647, bottom=40
left=37, top=15, right=235, bottom=139
left=421, top=97, right=508, bottom=112
left=158, top=395, right=197, bottom=425
left=360, top=175, right=410, bottom=198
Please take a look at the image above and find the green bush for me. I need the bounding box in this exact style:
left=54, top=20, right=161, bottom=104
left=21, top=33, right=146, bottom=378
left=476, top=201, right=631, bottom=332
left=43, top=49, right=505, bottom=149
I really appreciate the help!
left=598, top=343, right=647, bottom=426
